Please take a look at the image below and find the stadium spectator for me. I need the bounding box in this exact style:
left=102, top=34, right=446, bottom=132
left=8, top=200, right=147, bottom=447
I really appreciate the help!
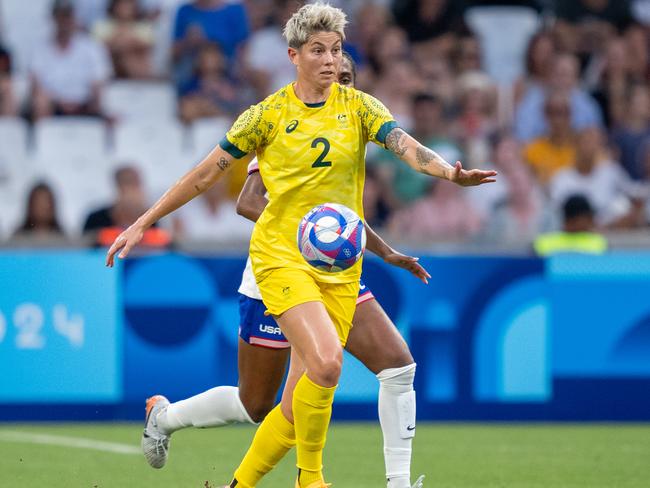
left=549, top=126, right=647, bottom=228
left=363, top=165, right=396, bottom=230
left=0, top=44, right=17, bottom=116
left=623, top=23, right=650, bottom=83
left=92, top=0, right=155, bottom=79
left=29, top=0, right=112, bottom=120
left=83, top=165, right=152, bottom=233
left=534, top=194, right=608, bottom=256
left=342, top=1, right=392, bottom=67
left=587, top=37, right=638, bottom=128
left=523, top=91, right=577, bottom=186
left=451, top=34, right=483, bottom=76
left=552, top=0, right=632, bottom=59
left=171, top=0, right=249, bottom=88
left=388, top=178, right=484, bottom=242
left=173, top=174, right=254, bottom=243
left=515, top=53, right=603, bottom=142
left=367, top=25, right=423, bottom=123
left=13, top=182, right=65, bottom=240
left=417, top=55, right=456, bottom=104
left=84, top=165, right=171, bottom=247
left=73, top=0, right=162, bottom=29
left=453, top=71, right=498, bottom=167
left=513, top=30, right=556, bottom=105
left=366, top=25, right=411, bottom=78
left=243, top=0, right=302, bottom=96
left=371, top=58, right=424, bottom=128
left=611, top=84, right=650, bottom=181
left=178, top=42, right=244, bottom=122
left=243, top=0, right=275, bottom=31
left=554, top=0, right=634, bottom=33
left=391, top=0, right=465, bottom=51
left=474, top=133, right=548, bottom=244
left=374, top=93, right=462, bottom=205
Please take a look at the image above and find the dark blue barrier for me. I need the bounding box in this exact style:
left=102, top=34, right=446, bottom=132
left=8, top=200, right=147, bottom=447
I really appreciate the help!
left=2, top=251, right=650, bottom=421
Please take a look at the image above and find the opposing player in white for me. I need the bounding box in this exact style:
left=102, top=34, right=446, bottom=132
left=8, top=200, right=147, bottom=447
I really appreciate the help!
left=142, top=54, right=426, bottom=488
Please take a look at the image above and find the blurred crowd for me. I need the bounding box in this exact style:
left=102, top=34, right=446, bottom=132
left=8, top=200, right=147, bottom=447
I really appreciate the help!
left=1, top=0, right=650, bottom=251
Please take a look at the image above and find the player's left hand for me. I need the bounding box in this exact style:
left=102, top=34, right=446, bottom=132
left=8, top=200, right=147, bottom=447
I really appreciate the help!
left=449, top=161, right=497, bottom=186
left=383, top=251, right=431, bottom=284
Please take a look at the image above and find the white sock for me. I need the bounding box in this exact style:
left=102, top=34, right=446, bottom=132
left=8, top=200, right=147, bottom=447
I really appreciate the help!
left=377, top=363, right=417, bottom=488
left=156, top=386, right=255, bottom=435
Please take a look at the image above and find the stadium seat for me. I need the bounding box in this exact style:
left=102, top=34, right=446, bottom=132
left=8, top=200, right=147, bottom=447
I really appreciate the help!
left=11, top=74, right=30, bottom=113
left=0, top=116, right=29, bottom=163
left=112, top=119, right=194, bottom=197
left=0, top=117, right=31, bottom=239
left=103, top=80, right=178, bottom=122
left=190, top=116, right=232, bottom=161
left=0, top=0, right=52, bottom=74
left=464, top=6, right=540, bottom=86
left=32, top=117, right=113, bottom=235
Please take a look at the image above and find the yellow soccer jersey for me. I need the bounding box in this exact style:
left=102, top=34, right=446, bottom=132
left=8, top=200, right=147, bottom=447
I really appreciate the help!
left=221, top=82, right=397, bottom=284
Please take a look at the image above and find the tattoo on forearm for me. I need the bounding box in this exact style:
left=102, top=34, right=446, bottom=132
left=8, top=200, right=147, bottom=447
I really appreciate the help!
left=385, top=128, right=408, bottom=157
left=415, top=146, right=436, bottom=169
left=194, top=184, right=201, bottom=193
left=217, top=157, right=231, bottom=171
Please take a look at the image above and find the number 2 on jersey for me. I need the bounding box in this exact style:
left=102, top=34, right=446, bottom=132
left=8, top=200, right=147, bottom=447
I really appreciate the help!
left=311, top=138, right=332, bottom=168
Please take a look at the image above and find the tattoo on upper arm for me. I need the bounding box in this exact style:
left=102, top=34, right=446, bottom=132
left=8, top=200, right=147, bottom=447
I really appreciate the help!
left=217, top=157, right=231, bottom=171
left=415, top=146, right=436, bottom=169
left=385, top=128, right=408, bottom=157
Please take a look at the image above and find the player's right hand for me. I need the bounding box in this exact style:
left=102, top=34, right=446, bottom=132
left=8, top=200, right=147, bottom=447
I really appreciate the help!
left=106, top=224, right=144, bottom=267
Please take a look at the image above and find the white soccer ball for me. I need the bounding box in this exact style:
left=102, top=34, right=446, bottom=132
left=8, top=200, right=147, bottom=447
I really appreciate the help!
left=297, top=203, right=366, bottom=273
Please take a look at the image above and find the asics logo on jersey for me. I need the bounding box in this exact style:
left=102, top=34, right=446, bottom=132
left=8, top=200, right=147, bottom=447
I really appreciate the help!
left=259, top=324, right=283, bottom=335
left=286, top=120, right=299, bottom=133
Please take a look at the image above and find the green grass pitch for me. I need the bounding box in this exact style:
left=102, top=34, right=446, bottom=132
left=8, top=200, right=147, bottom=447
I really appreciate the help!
left=1, top=423, right=649, bottom=487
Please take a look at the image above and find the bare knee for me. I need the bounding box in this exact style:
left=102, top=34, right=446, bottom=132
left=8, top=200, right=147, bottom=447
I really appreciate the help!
left=309, top=352, right=342, bottom=387
left=239, top=389, right=276, bottom=423
left=384, top=348, right=414, bottom=370
left=242, top=398, right=274, bottom=423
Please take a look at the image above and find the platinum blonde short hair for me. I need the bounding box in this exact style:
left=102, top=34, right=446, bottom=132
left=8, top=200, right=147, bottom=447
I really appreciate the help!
left=283, top=2, right=348, bottom=49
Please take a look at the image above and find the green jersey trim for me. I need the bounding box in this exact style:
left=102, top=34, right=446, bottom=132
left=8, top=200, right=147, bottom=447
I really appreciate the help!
left=376, top=120, right=399, bottom=145
left=219, top=137, right=247, bottom=159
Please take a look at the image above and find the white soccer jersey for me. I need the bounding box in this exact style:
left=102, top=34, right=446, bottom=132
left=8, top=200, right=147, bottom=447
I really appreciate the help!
left=237, top=158, right=264, bottom=300
left=238, top=256, right=263, bottom=300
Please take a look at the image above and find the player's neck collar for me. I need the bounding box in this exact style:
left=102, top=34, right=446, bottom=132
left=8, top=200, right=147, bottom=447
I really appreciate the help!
left=289, top=82, right=337, bottom=109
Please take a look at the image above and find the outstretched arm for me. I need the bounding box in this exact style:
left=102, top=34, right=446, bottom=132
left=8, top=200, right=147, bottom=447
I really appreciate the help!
left=365, top=221, right=430, bottom=284
left=106, top=146, right=250, bottom=266
left=385, top=127, right=497, bottom=186
left=235, top=170, right=429, bottom=282
left=236, top=170, right=268, bottom=223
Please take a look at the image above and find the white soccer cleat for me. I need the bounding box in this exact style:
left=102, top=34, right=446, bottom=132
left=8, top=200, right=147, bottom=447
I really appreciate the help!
left=141, top=394, right=171, bottom=468
left=411, top=475, right=425, bottom=488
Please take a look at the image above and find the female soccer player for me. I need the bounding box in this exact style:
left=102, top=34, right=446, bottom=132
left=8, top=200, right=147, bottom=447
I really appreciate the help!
left=141, top=53, right=426, bottom=488
left=106, top=4, right=496, bottom=487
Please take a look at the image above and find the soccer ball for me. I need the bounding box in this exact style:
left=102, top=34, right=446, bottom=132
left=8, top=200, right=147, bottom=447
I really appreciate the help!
left=297, top=203, right=366, bottom=272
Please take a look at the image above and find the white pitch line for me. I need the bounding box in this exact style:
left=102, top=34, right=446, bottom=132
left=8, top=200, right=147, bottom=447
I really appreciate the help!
left=0, top=430, right=141, bottom=455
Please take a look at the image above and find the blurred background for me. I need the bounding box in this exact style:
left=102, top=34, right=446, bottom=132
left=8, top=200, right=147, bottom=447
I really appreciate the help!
left=1, top=0, right=650, bottom=424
